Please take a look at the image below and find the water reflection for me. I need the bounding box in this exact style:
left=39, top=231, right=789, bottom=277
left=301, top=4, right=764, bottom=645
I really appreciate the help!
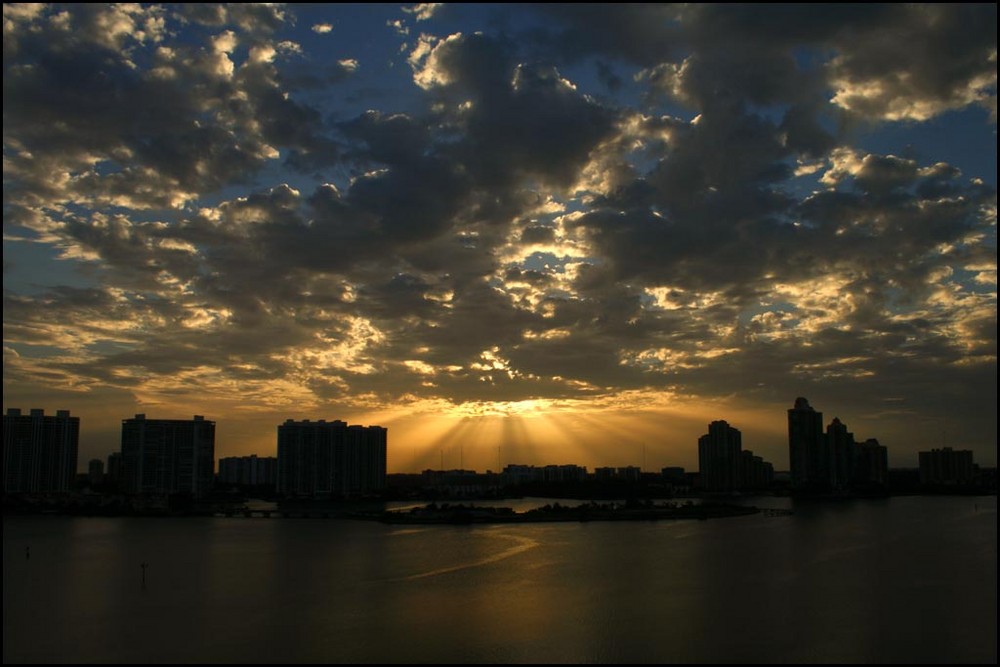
left=3, top=496, right=995, bottom=663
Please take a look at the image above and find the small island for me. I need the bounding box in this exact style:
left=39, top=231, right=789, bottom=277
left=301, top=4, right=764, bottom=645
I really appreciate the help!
left=360, top=500, right=763, bottom=525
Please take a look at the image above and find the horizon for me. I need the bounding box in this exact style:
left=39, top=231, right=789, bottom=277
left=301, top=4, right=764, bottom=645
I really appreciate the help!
left=4, top=395, right=989, bottom=475
left=4, top=4, right=997, bottom=475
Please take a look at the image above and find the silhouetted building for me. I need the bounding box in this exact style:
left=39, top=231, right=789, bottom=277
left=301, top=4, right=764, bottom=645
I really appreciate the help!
left=501, top=463, right=592, bottom=486
left=788, top=397, right=830, bottom=492
left=698, top=420, right=774, bottom=492
left=854, top=438, right=888, bottom=488
left=276, top=419, right=386, bottom=497
left=593, top=466, right=617, bottom=482
left=3, top=408, right=79, bottom=493
left=543, top=464, right=588, bottom=483
left=120, top=414, right=215, bottom=497
left=589, top=466, right=641, bottom=482
left=661, top=467, right=686, bottom=484
left=826, top=417, right=856, bottom=491
left=106, top=452, right=123, bottom=487
left=420, top=469, right=498, bottom=496
left=738, top=450, right=774, bottom=490
left=88, top=458, right=104, bottom=486
left=504, top=464, right=545, bottom=485
left=698, top=420, right=742, bottom=492
left=657, top=467, right=689, bottom=493
left=617, top=466, right=642, bottom=482
left=218, top=455, right=277, bottom=487
left=919, top=447, right=975, bottom=486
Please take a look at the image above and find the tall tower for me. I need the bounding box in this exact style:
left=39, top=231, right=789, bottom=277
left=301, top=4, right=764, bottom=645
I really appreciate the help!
left=277, top=419, right=386, bottom=498
left=788, top=397, right=828, bottom=491
left=3, top=408, right=79, bottom=493
left=826, top=417, right=856, bottom=491
left=120, top=414, right=215, bottom=497
left=698, top=420, right=742, bottom=492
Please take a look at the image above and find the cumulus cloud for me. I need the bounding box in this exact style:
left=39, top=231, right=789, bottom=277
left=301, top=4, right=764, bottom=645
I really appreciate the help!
left=2, top=4, right=996, bottom=464
left=827, top=4, right=997, bottom=121
left=3, top=4, right=337, bottom=220
left=402, top=4, right=443, bottom=22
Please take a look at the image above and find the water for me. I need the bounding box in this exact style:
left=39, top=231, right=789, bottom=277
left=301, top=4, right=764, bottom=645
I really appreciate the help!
left=3, top=496, right=996, bottom=663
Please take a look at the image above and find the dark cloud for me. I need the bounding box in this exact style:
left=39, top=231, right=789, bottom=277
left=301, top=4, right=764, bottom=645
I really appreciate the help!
left=340, top=111, right=430, bottom=166
left=3, top=4, right=336, bottom=211
left=412, top=32, right=618, bottom=189
left=2, top=4, right=995, bottom=463
left=826, top=4, right=997, bottom=120
left=528, top=4, right=682, bottom=67
left=594, top=60, right=623, bottom=93
left=519, top=225, right=556, bottom=244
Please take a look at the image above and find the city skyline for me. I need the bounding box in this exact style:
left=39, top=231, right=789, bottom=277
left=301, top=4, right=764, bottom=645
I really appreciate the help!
left=1, top=397, right=967, bottom=477
left=4, top=4, right=997, bottom=474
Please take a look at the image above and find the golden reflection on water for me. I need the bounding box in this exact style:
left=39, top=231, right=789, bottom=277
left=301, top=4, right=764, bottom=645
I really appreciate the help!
left=386, top=530, right=539, bottom=581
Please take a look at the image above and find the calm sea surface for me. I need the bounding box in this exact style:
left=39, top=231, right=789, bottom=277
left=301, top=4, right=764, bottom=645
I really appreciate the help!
left=3, top=495, right=996, bottom=663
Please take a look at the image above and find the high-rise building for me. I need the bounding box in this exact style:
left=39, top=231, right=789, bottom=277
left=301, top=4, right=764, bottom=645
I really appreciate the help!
left=698, top=420, right=742, bottom=492
left=918, top=447, right=975, bottom=486
left=3, top=408, right=79, bottom=493
left=120, top=414, right=215, bottom=497
left=738, top=450, right=774, bottom=490
left=106, top=452, right=123, bottom=487
left=788, top=397, right=829, bottom=491
left=276, top=419, right=386, bottom=497
left=826, top=417, right=856, bottom=491
left=218, top=455, right=278, bottom=487
left=855, top=438, right=888, bottom=488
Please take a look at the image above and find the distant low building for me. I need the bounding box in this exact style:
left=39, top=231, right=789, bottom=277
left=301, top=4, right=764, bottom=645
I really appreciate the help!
left=542, top=464, right=587, bottom=483
left=502, top=463, right=592, bottom=485
left=593, top=466, right=617, bottom=482
left=616, top=466, right=642, bottom=482
left=88, top=458, right=105, bottom=486
left=589, top=466, right=641, bottom=482
left=3, top=408, right=79, bottom=494
left=503, top=464, right=545, bottom=485
left=661, top=467, right=686, bottom=484
left=420, top=469, right=497, bottom=497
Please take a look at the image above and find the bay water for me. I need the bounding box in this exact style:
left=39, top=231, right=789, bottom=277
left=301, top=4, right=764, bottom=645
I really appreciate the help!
left=3, top=495, right=995, bottom=663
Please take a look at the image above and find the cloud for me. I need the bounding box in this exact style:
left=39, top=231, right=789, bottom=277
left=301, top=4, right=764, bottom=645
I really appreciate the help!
left=827, top=5, right=997, bottom=121
left=403, top=4, right=444, bottom=22
left=530, top=4, right=683, bottom=67
left=2, top=4, right=995, bottom=464
left=311, top=23, right=333, bottom=34
left=178, top=3, right=289, bottom=36
left=3, top=4, right=338, bottom=222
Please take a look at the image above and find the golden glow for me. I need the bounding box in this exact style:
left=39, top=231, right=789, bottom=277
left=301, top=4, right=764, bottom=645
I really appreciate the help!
left=354, top=391, right=793, bottom=474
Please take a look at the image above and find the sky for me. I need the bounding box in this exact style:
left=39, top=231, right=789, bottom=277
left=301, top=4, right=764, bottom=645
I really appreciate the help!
left=3, top=3, right=997, bottom=473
